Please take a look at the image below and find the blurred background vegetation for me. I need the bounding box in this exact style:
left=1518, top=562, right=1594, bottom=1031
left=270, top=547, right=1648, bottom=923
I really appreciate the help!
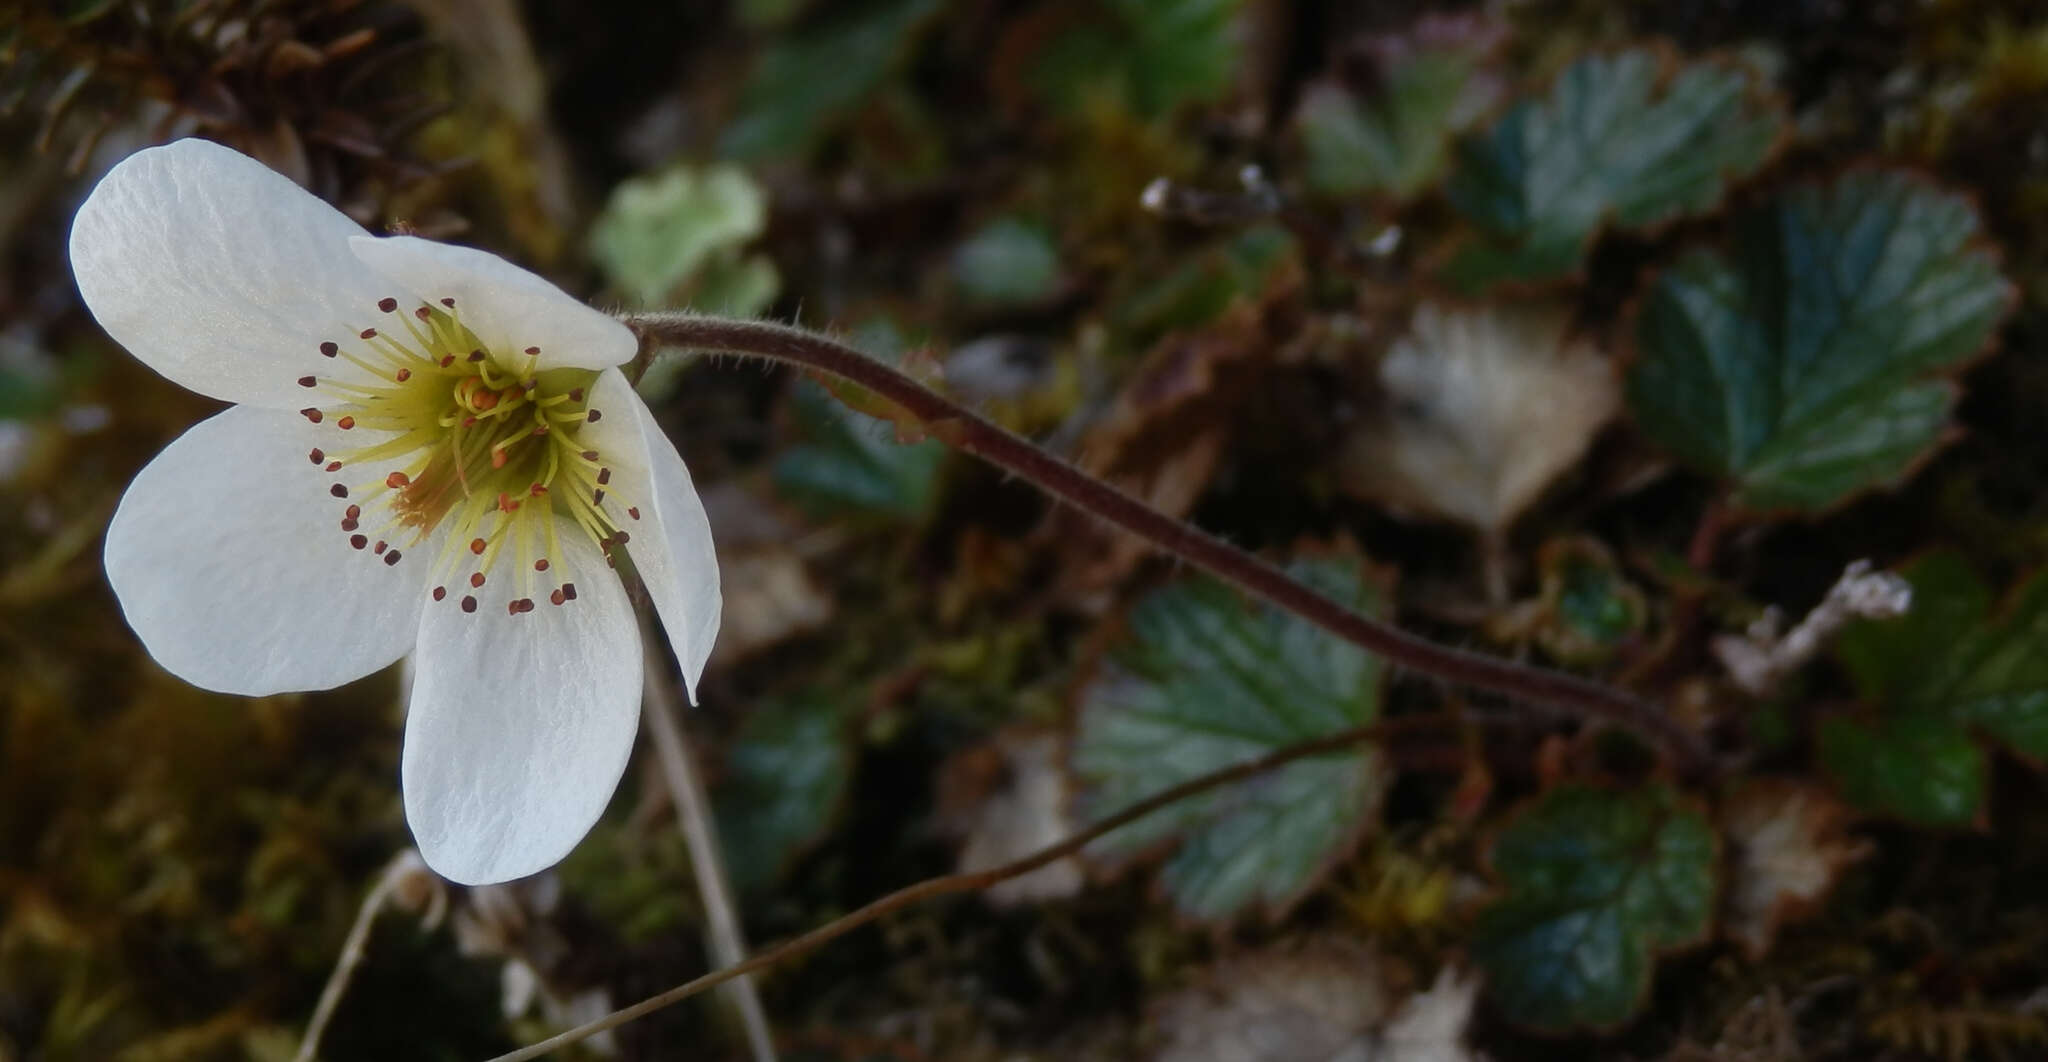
left=6, top=0, right=2048, bottom=1059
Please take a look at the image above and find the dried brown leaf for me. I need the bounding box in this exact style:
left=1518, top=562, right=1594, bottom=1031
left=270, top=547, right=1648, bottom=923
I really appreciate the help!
left=935, top=731, right=1084, bottom=908
left=1339, top=301, right=1617, bottom=536
left=1721, top=779, right=1871, bottom=960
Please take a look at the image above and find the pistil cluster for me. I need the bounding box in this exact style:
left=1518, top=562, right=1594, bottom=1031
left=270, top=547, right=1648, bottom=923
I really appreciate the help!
left=297, top=296, right=640, bottom=615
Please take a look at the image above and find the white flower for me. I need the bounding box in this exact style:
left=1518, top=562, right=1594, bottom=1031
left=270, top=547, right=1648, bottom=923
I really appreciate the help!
left=72, top=140, right=721, bottom=886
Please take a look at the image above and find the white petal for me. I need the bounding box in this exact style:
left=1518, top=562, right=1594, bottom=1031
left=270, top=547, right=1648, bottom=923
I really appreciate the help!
left=584, top=369, right=722, bottom=698
left=104, top=405, right=427, bottom=696
left=349, top=236, right=635, bottom=372
left=70, top=139, right=396, bottom=408
left=403, top=519, right=642, bottom=885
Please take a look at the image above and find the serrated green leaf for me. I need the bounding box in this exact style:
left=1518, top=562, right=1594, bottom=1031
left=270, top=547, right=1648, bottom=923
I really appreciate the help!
left=773, top=379, right=946, bottom=518
left=1444, top=50, right=1781, bottom=288
left=1071, top=556, right=1389, bottom=923
left=1295, top=23, right=1499, bottom=199
left=1472, top=783, right=1716, bottom=1032
left=1027, top=0, right=1241, bottom=119
left=952, top=217, right=1061, bottom=306
left=713, top=693, right=853, bottom=895
left=720, top=0, right=938, bottom=161
left=1821, top=553, right=2048, bottom=823
left=1629, top=170, right=2012, bottom=511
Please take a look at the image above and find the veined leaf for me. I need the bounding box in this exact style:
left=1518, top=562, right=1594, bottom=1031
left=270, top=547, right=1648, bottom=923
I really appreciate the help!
left=1071, top=556, right=1390, bottom=923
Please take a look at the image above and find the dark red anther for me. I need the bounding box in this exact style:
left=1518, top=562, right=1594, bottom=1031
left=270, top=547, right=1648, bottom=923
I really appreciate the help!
left=319, top=341, right=339, bottom=358
left=586, top=409, right=602, bottom=423
left=568, top=388, right=584, bottom=402
left=592, top=489, right=606, bottom=505
left=579, top=450, right=598, bottom=461
left=467, top=350, right=485, bottom=362
left=626, top=507, right=640, bottom=520
left=336, top=416, right=356, bottom=430
left=350, top=534, right=368, bottom=550
left=384, top=550, right=402, bottom=566
left=386, top=472, right=410, bottom=489
left=461, top=596, right=478, bottom=614
left=301, top=408, right=323, bottom=423
left=432, top=586, right=447, bottom=601
left=439, top=354, right=455, bottom=368
left=308, top=448, right=324, bottom=464
left=415, top=306, right=432, bottom=321
left=378, top=297, right=399, bottom=312
left=360, top=328, right=377, bottom=340
left=325, top=461, right=342, bottom=472
left=330, top=484, right=348, bottom=498
left=340, top=518, right=358, bottom=532
left=596, top=468, right=611, bottom=485
left=469, top=537, right=487, bottom=555
left=395, top=368, right=412, bottom=382
left=373, top=540, right=386, bottom=554
left=524, top=346, right=540, bottom=356
left=612, top=531, right=630, bottom=545
left=297, top=375, right=317, bottom=388
left=535, top=558, right=550, bottom=572
left=550, top=589, right=565, bottom=606
left=440, top=297, right=456, bottom=308
left=470, top=572, right=486, bottom=588
left=562, top=582, right=577, bottom=601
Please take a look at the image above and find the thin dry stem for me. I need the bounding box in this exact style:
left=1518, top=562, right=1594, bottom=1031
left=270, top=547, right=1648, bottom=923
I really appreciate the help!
left=640, top=622, right=777, bottom=1062
left=485, top=714, right=1440, bottom=1062
left=296, top=851, right=437, bottom=1062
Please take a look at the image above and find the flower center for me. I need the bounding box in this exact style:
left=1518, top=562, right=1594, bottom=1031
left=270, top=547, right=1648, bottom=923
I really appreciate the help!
left=297, top=295, right=642, bottom=616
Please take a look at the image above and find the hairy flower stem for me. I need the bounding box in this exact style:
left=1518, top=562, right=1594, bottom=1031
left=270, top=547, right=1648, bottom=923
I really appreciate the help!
left=485, top=714, right=1438, bottom=1062
left=621, top=313, right=1710, bottom=774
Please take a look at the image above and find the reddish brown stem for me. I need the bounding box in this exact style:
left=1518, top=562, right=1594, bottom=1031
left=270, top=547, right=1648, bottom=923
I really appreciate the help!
left=621, top=313, right=1710, bottom=775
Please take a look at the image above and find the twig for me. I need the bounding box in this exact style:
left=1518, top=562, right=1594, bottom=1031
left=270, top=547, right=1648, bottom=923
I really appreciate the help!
left=640, top=621, right=777, bottom=1062
left=1713, top=560, right=1913, bottom=696
left=297, top=850, right=444, bottom=1062
left=620, top=313, right=1708, bottom=775
left=483, top=713, right=1439, bottom=1062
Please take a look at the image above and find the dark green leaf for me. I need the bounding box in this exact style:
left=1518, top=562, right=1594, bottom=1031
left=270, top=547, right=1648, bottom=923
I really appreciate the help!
left=1444, top=50, right=1781, bottom=288
left=720, top=0, right=939, bottom=161
left=1026, top=0, right=1241, bottom=119
left=1817, top=711, right=1986, bottom=827
left=1071, top=556, right=1389, bottom=923
left=1629, top=171, right=2012, bottom=511
left=1295, top=19, right=1501, bottom=198
left=1822, top=553, right=2048, bottom=823
left=0, top=366, right=61, bottom=420
left=713, top=693, right=853, bottom=895
left=774, top=379, right=946, bottom=519
left=1114, top=224, right=1296, bottom=344
left=1472, top=783, right=1717, bottom=1032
